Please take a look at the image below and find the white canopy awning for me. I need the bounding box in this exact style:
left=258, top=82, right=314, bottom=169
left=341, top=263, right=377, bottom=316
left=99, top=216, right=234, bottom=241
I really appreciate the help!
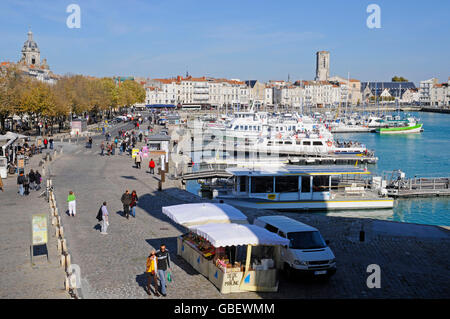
left=190, top=223, right=290, bottom=247
left=162, top=203, right=248, bottom=227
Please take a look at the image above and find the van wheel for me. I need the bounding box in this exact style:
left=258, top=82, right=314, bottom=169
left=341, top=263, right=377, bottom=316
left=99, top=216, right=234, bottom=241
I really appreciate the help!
left=284, top=263, right=293, bottom=279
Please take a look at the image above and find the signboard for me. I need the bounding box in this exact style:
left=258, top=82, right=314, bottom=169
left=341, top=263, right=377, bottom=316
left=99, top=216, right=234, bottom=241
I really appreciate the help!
left=32, top=213, right=48, bottom=245
left=17, top=155, right=25, bottom=169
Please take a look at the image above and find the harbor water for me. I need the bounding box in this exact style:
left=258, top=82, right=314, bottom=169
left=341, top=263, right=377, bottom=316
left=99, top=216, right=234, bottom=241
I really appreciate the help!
left=187, top=111, right=450, bottom=226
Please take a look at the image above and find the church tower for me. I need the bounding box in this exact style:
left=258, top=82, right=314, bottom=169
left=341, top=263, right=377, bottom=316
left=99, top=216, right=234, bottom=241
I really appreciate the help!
left=315, top=51, right=330, bottom=81
left=20, top=30, right=40, bottom=67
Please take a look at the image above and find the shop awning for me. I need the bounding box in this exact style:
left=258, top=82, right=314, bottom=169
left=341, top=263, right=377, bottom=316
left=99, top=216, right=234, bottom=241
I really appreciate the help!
left=162, top=203, right=248, bottom=227
left=190, top=223, right=290, bottom=247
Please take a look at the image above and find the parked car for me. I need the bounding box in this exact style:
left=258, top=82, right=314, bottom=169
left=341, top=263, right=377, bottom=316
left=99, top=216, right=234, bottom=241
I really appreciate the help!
left=253, top=215, right=336, bottom=279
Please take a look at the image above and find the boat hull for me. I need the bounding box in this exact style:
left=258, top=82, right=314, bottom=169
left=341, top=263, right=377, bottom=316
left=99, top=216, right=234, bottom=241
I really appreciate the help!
left=377, top=124, right=423, bottom=134
left=217, top=197, right=395, bottom=210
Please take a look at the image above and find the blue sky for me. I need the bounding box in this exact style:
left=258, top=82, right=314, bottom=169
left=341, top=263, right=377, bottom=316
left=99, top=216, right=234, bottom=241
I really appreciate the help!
left=1, top=0, right=449, bottom=84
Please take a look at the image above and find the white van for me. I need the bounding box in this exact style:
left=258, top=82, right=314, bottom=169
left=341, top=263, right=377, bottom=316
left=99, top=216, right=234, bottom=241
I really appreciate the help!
left=254, top=215, right=336, bottom=278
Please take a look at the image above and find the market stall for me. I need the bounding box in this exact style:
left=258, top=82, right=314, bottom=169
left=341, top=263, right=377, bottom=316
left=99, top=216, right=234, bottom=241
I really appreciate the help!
left=162, top=203, right=289, bottom=294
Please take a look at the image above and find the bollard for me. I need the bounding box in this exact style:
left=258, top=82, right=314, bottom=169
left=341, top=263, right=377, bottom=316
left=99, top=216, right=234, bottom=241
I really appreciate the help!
left=62, top=239, right=67, bottom=253
left=65, top=254, right=71, bottom=270
left=54, top=207, right=59, bottom=217
left=60, top=255, right=66, bottom=268
left=57, top=216, right=61, bottom=226
left=57, top=239, right=62, bottom=253
left=65, top=276, right=70, bottom=291
left=55, top=227, right=60, bottom=237
left=52, top=217, right=57, bottom=227
left=59, top=226, right=64, bottom=238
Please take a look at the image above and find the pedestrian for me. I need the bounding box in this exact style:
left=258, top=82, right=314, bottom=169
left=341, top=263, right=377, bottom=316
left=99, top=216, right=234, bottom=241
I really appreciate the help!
left=88, top=137, right=93, bottom=148
left=146, top=250, right=160, bottom=296
left=130, top=190, right=138, bottom=218
left=155, top=244, right=171, bottom=297
left=67, top=191, right=76, bottom=217
left=49, top=138, right=54, bottom=150
left=149, top=158, right=155, bottom=174
left=29, top=169, right=36, bottom=191
left=24, top=174, right=30, bottom=195
left=101, top=201, right=109, bottom=235
left=106, top=143, right=111, bottom=156
left=139, top=133, right=143, bottom=143
left=43, top=138, right=48, bottom=149
left=135, top=153, right=142, bottom=169
left=100, top=142, right=105, bottom=156
left=121, top=190, right=132, bottom=219
left=17, top=172, right=25, bottom=196
left=35, top=170, right=42, bottom=191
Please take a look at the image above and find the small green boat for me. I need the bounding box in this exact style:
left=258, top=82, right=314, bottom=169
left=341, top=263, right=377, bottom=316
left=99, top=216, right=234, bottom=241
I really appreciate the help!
left=376, top=116, right=423, bottom=134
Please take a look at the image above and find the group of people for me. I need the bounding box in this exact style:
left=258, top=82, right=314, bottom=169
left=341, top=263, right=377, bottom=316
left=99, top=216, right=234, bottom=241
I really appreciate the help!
left=16, top=169, right=42, bottom=196
left=146, top=244, right=171, bottom=297
left=120, top=189, right=139, bottom=219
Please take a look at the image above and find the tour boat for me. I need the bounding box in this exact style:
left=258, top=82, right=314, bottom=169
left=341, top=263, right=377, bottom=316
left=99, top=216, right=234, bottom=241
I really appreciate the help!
left=216, top=165, right=394, bottom=210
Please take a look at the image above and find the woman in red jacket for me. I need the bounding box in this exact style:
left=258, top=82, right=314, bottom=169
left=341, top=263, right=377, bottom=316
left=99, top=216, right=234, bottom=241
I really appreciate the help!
left=130, top=190, right=138, bottom=218
left=149, top=158, right=155, bottom=174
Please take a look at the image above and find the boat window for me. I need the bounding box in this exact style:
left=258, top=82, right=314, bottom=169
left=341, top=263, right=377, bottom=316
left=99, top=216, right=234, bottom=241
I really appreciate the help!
left=245, top=125, right=248, bottom=130
left=287, top=231, right=326, bottom=249
left=284, top=141, right=292, bottom=145
left=239, top=176, right=248, bottom=193
left=301, top=176, right=311, bottom=193
left=313, top=175, right=330, bottom=192
left=313, top=141, right=323, bottom=146
left=275, top=176, right=299, bottom=193
left=296, top=141, right=301, bottom=145
left=264, top=224, right=278, bottom=234
left=267, top=141, right=273, bottom=146
left=251, top=176, right=274, bottom=193
left=303, top=141, right=311, bottom=146
left=276, top=141, right=283, bottom=145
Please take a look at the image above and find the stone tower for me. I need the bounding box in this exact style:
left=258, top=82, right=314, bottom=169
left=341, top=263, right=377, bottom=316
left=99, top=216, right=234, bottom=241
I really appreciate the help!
left=20, top=30, right=40, bottom=67
left=315, top=51, right=329, bottom=81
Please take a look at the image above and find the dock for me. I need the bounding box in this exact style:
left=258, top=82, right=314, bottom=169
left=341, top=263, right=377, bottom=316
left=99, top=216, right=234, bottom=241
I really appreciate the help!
left=387, top=177, right=450, bottom=198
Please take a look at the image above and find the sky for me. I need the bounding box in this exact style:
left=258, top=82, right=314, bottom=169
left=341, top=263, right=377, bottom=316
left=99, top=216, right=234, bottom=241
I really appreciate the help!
left=1, top=0, right=449, bottom=85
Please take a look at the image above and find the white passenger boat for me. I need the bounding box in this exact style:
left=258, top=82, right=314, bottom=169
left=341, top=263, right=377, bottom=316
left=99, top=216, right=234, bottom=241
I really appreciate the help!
left=216, top=165, right=394, bottom=210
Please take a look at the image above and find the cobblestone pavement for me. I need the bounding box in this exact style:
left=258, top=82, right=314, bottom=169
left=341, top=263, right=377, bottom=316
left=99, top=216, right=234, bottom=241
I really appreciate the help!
left=0, top=151, right=69, bottom=299
left=47, top=128, right=450, bottom=299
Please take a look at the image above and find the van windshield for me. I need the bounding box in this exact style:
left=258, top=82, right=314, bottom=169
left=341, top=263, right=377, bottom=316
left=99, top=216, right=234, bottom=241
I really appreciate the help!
left=287, top=231, right=326, bottom=249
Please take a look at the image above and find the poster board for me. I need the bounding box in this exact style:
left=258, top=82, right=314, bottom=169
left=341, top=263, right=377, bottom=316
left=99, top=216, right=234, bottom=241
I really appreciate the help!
left=17, top=155, right=25, bottom=169
left=31, top=213, right=49, bottom=264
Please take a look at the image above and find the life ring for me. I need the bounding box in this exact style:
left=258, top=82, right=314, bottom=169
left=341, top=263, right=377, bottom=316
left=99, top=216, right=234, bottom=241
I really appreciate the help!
left=277, top=133, right=282, bottom=139
left=327, top=141, right=332, bottom=147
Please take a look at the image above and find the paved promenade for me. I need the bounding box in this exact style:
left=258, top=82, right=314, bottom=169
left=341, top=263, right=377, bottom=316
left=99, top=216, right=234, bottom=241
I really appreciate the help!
left=43, top=126, right=450, bottom=299
left=0, top=151, right=69, bottom=299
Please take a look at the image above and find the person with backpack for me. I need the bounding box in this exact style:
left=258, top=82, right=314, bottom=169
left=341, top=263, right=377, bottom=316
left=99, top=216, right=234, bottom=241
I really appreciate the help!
left=100, top=202, right=109, bottom=235
left=130, top=190, right=138, bottom=218
left=121, top=190, right=132, bottom=219
left=67, top=191, right=76, bottom=217
left=146, top=250, right=159, bottom=296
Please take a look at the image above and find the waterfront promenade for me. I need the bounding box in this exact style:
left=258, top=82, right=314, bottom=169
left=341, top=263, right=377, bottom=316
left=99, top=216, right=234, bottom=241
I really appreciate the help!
left=0, top=150, right=69, bottom=299
left=37, top=126, right=450, bottom=299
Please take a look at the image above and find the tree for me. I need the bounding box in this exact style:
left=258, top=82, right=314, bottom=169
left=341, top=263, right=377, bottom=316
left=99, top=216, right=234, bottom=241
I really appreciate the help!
left=119, top=80, right=145, bottom=107
left=392, top=76, right=408, bottom=82
left=0, top=66, right=23, bottom=132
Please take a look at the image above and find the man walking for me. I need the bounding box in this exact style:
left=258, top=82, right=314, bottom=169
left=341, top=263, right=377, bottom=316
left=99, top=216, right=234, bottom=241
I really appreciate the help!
left=149, top=158, right=155, bottom=174
left=135, top=153, right=142, bottom=169
left=67, top=191, right=76, bottom=217
left=101, top=202, right=109, bottom=235
left=35, top=170, right=42, bottom=191
left=155, top=244, right=171, bottom=297
left=29, top=169, right=36, bottom=190
left=121, top=190, right=132, bottom=219
left=100, top=142, right=105, bottom=156
left=17, top=172, right=25, bottom=196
